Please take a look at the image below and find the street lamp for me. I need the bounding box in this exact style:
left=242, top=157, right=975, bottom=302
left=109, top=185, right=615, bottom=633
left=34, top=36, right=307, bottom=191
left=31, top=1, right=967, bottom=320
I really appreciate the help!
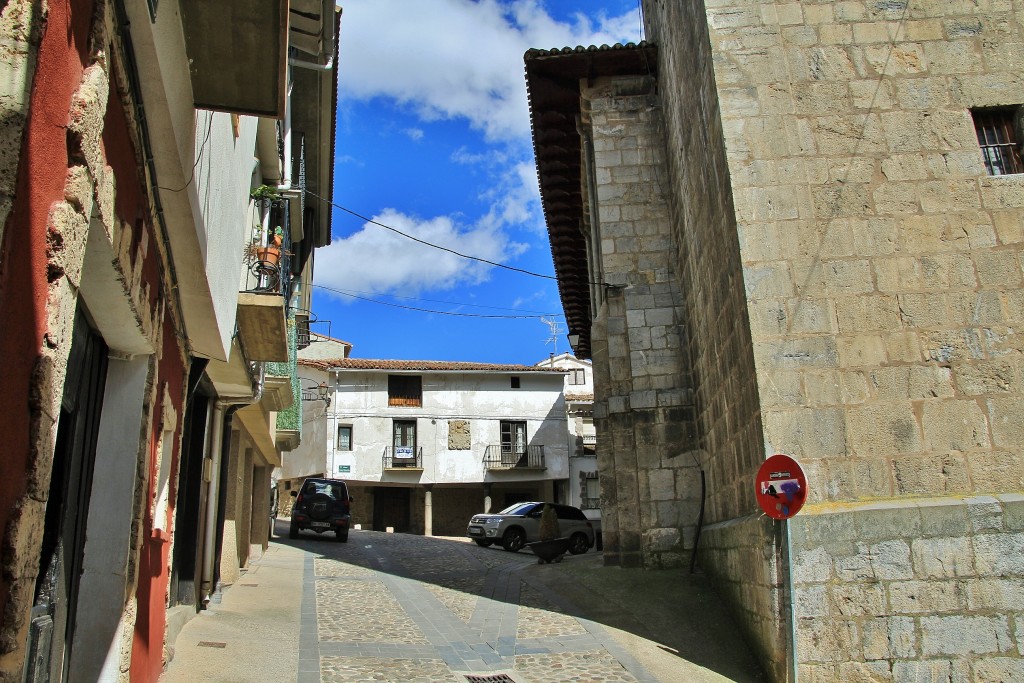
left=567, top=332, right=580, bottom=352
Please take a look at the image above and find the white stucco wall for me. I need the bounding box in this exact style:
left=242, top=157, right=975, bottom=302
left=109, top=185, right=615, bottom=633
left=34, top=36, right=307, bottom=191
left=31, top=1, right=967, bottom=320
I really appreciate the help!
left=322, top=369, right=570, bottom=485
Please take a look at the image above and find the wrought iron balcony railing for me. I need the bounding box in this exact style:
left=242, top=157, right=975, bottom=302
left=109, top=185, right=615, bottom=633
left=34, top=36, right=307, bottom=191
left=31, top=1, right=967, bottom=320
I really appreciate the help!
left=383, top=446, right=423, bottom=469
left=482, top=445, right=545, bottom=470
left=242, top=196, right=292, bottom=300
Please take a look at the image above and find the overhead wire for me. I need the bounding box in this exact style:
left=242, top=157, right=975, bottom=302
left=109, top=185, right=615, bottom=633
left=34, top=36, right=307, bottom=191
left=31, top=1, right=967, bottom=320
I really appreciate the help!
left=311, top=283, right=562, bottom=319
left=310, top=285, right=563, bottom=316
left=304, top=189, right=611, bottom=288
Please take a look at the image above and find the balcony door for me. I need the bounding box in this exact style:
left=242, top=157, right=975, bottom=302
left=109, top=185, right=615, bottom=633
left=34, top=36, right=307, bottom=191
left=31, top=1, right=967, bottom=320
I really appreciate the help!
left=500, top=420, right=527, bottom=467
left=393, top=420, right=416, bottom=467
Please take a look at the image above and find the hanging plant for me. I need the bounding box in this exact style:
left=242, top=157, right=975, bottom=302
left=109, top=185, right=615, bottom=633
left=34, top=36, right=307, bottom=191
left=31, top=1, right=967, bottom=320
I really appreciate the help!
left=250, top=184, right=280, bottom=201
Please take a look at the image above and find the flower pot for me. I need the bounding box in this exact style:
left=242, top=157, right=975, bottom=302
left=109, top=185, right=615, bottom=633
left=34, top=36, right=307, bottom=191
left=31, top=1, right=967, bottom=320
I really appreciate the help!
left=257, top=246, right=281, bottom=266
left=526, top=537, right=570, bottom=564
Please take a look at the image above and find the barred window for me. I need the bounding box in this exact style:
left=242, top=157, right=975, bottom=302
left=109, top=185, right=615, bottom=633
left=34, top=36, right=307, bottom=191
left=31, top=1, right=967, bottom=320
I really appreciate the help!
left=972, top=108, right=1023, bottom=176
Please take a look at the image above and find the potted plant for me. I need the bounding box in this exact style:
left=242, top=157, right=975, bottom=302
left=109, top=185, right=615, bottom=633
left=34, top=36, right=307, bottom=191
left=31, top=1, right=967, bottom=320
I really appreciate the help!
left=249, top=226, right=284, bottom=266
left=527, top=504, right=570, bottom=564
left=250, top=184, right=280, bottom=202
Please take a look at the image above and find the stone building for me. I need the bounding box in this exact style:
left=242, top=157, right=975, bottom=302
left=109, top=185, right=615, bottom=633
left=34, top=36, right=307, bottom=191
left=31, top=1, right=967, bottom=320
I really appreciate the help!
left=526, top=0, right=1024, bottom=680
left=0, top=0, right=337, bottom=679
left=283, top=356, right=571, bottom=537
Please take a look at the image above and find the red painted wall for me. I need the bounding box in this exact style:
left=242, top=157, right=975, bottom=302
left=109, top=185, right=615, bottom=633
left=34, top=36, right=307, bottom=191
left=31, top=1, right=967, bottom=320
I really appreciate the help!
left=0, top=0, right=93, bottom=628
left=0, top=1, right=189, bottom=678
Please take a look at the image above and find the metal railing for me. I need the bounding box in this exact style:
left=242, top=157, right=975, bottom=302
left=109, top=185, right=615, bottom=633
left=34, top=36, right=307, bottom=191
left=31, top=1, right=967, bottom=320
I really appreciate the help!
left=580, top=497, right=600, bottom=510
left=383, top=446, right=423, bottom=469
left=482, top=445, right=545, bottom=470
left=242, top=196, right=292, bottom=299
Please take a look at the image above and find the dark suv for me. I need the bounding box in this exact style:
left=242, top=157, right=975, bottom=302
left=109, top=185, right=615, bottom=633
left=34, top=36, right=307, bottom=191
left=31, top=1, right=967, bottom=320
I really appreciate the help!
left=289, top=477, right=352, bottom=542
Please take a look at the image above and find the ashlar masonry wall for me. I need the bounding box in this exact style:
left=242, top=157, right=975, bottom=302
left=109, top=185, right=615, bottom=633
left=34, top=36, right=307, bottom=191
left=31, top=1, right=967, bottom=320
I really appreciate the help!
left=645, top=0, right=1024, bottom=679
left=581, top=75, right=704, bottom=570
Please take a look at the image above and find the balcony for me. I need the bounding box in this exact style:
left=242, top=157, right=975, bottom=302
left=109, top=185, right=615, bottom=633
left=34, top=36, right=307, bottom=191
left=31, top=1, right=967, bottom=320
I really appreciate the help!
left=236, top=197, right=292, bottom=361
left=383, top=446, right=423, bottom=471
left=483, top=445, right=546, bottom=471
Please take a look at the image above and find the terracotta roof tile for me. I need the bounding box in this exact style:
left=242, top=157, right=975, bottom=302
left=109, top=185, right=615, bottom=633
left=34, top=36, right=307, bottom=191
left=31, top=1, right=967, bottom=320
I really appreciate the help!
left=298, top=358, right=566, bottom=373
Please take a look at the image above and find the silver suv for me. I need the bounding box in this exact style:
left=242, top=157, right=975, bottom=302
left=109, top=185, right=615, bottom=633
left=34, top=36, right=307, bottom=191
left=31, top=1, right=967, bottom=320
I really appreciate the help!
left=467, top=502, right=595, bottom=554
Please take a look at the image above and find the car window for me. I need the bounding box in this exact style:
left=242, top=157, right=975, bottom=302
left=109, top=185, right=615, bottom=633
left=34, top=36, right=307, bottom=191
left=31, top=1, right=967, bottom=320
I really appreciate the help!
left=555, top=505, right=586, bottom=520
left=498, top=503, right=537, bottom=516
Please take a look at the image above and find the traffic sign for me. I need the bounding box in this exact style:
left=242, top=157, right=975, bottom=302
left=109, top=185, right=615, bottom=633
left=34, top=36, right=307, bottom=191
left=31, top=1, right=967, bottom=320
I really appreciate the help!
left=755, top=454, right=807, bottom=520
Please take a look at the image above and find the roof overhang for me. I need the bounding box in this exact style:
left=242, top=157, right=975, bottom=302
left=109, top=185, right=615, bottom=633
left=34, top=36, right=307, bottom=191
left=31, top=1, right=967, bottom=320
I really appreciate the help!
left=180, top=0, right=289, bottom=117
left=524, top=43, right=657, bottom=360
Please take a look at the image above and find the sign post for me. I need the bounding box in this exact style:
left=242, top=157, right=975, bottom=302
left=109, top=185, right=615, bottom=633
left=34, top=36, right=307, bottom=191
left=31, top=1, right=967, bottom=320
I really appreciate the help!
left=755, top=454, right=807, bottom=520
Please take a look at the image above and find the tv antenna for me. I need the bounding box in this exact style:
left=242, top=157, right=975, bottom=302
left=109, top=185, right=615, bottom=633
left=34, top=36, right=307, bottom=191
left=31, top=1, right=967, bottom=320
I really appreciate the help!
left=540, top=317, right=564, bottom=357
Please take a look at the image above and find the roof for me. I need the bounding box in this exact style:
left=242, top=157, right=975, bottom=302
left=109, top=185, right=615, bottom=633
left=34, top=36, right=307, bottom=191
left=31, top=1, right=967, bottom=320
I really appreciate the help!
left=524, top=42, right=657, bottom=360
left=298, top=358, right=568, bottom=374
left=565, top=392, right=594, bottom=402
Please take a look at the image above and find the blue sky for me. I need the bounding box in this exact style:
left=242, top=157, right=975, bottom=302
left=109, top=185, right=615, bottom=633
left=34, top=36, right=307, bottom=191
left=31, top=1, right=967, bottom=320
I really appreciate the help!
left=312, top=0, right=641, bottom=364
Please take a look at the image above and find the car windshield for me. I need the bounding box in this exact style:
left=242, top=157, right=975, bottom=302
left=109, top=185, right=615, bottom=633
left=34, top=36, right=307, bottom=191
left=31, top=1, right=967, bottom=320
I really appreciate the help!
left=497, top=503, right=538, bottom=516
left=303, top=481, right=345, bottom=500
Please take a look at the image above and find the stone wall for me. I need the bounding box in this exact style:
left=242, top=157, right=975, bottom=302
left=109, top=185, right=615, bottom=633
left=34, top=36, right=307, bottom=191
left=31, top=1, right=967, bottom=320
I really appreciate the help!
left=790, top=496, right=1024, bottom=681
left=643, top=0, right=1024, bottom=677
left=582, top=75, right=704, bottom=569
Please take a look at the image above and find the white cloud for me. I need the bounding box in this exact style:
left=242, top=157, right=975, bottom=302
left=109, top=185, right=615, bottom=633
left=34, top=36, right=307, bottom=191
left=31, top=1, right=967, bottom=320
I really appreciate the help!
left=315, top=208, right=529, bottom=296
left=337, top=0, right=638, bottom=141
left=403, top=128, right=425, bottom=141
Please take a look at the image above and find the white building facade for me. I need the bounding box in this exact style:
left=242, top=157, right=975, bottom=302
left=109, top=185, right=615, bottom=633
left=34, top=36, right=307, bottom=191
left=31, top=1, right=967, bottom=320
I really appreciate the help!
left=536, top=354, right=600, bottom=523
left=285, top=358, right=571, bottom=536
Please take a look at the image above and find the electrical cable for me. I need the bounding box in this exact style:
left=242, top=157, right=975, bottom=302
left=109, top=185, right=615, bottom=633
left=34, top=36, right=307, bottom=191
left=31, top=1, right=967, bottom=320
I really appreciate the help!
left=311, top=283, right=562, bottom=319
left=311, top=284, right=563, bottom=316
left=158, top=112, right=214, bottom=193
left=304, top=189, right=612, bottom=287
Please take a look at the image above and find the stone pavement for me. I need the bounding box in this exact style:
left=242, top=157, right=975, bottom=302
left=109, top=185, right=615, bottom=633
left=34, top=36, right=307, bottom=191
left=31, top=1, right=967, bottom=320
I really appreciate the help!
left=161, top=522, right=766, bottom=682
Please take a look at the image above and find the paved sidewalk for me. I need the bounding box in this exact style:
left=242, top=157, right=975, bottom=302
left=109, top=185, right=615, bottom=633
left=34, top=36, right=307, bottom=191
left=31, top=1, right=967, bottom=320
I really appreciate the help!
left=162, top=523, right=765, bottom=682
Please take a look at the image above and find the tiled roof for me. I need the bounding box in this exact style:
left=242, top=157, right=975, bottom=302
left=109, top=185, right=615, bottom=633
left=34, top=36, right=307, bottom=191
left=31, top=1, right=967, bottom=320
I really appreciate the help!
left=298, top=358, right=566, bottom=373
left=565, top=392, right=594, bottom=402
left=524, top=42, right=657, bottom=360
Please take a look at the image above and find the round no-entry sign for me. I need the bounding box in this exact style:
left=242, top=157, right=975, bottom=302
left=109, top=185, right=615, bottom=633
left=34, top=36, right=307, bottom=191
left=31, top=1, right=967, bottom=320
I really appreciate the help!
left=755, top=454, right=807, bottom=520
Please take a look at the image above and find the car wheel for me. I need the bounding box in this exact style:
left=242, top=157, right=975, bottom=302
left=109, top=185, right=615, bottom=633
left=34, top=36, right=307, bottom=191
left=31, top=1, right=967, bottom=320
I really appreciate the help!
left=335, top=530, right=348, bottom=543
left=568, top=532, right=590, bottom=555
left=474, top=539, right=493, bottom=547
left=502, top=528, right=525, bottom=553
left=289, top=521, right=299, bottom=539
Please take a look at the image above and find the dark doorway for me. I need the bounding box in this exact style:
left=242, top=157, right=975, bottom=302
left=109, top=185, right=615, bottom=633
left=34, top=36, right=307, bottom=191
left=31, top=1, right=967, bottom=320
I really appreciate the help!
left=373, top=488, right=411, bottom=532
left=171, top=362, right=210, bottom=609
left=26, top=308, right=108, bottom=682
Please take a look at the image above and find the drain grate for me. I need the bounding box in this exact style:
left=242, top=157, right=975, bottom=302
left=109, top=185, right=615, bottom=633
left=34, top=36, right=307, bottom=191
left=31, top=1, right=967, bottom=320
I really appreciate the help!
left=464, top=676, right=515, bottom=683
left=197, top=641, right=227, bottom=649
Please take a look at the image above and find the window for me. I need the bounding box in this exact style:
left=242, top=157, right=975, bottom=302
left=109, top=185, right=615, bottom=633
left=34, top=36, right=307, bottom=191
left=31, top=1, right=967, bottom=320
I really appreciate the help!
left=511, top=376, right=520, bottom=389
left=500, top=420, right=527, bottom=465
left=388, top=375, right=422, bottom=407
left=337, top=425, right=352, bottom=451
left=568, top=368, right=586, bottom=385
left=393, top=420, right=417, bottom=464
left=973, top=108, right=1023, bottom=175
left=580, top=471, right=600, bottom=509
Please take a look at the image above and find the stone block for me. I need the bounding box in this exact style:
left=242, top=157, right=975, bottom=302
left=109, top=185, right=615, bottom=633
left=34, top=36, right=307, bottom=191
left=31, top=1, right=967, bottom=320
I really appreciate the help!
left=966, top=578, right=1024, bottom=611
left=920, top=399, right=990, bottom=452
left=973, top=658, right=1024, bottom=683
left=837, top=334, right=887, bottom=367
left=862, top=615, right=918, bottom=660
left=892, top=454, right=971, bottom=496
left=762, top=406, right=847, bottom=458
left=888, top=580, right=967, bottom=616
left=973, top=532, right=1024, bottom=577
left=829, top=581, right=887, bottom=617
left=986, top=396, right=1024, bottom=448
left=792, top=545, right=833, bottom=583
left=847, top=402, right=922, bottom=457
left=891, top=658, right=970, bottom=683
left=920, top=615, right=1012, bottom=656
left=910, top=536, right=975, bottom=579
left=953, top=361, right=1014, bottom=396
left=883, top=332, right=923, bottom=363
left=796, top=616, right=859, bottom=663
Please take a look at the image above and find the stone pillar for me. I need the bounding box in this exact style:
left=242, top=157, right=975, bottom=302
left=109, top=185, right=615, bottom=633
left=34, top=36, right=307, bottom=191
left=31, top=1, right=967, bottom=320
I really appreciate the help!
left=423, top=485, right=433, bottom=537
left=582, top=74, right=700, bottom=569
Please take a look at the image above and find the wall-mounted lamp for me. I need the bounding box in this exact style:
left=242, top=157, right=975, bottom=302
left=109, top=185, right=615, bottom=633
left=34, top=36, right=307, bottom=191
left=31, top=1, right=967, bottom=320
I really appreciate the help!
left=567, top=332, right=580, bottom=351
left=302, top=381, right=331, bottom=407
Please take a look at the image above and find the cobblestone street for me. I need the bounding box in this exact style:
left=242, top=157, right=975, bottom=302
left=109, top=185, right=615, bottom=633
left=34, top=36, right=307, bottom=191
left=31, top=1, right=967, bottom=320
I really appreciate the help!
left=162, top=524, right=765, bottom=682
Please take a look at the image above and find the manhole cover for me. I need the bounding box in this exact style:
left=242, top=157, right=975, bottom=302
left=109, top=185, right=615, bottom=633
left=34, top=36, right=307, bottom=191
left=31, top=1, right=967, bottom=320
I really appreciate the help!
left=464, top=676, right=514, bottom=683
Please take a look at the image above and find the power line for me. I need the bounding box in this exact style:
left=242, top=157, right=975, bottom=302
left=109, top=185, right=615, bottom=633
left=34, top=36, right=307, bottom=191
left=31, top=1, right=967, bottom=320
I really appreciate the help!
left=312, top=283, right=564, bottom=319
left=305, top=189, right=610, bottom=287
left=311, top=285, right=562, bottom=316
